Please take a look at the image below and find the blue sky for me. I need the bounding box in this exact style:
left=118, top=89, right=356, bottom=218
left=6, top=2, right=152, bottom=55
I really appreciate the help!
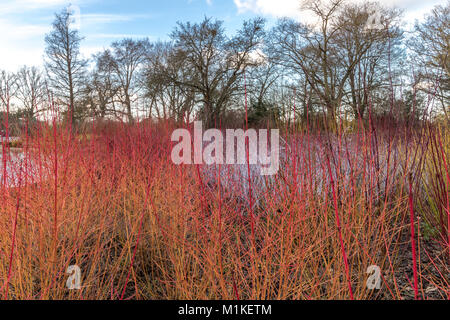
left=0, top=0, right=446, bottom=71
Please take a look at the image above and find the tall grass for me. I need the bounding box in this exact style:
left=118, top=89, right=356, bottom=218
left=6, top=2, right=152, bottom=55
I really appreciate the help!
left=0, top=108, right=448, bottom=300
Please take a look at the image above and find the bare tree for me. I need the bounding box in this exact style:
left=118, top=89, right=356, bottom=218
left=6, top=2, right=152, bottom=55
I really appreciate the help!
left=245, top=50, right=284, bottom=126
left=336, top=2, right=403, bottom=119
left=45, top=7, right=87, bottom=126
left=169, top=17, right=266, bottom=127
left=0, top=70, right=18, bottom=110
left=16, top=66, right=48, bottom=120
left=84, top=51, right=120, bottom=120
left=0, top=71, right=18, bottom=136
left=247, top=50, right=281, bottom=108
left=409, top=2, right=449, bottom=118
left=144, top=41, right=196, bottom=122
left=271, top=0, right=391, bottom=123
left=101, top=38, right=150, bottom=123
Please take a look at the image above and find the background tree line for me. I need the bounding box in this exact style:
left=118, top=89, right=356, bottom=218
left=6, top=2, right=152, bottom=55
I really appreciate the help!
left=0, top=0, right=448, bottom=132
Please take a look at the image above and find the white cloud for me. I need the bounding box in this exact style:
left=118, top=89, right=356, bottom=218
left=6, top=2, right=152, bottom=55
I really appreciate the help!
left=80, top=45, right=107, bottom=59
left=235, top=0, right=321, bottom=24
left=234, top=0, right=446, bottom=24
left=89, top=33, right=152, bottom=39
left=81, top=13, right=145, bottom=25
left=0, top=19, right=49, bottom=70
left=0, top=0, right=152, bottom=71
left=0, top=0, right=88, bottom=70
left=0, top=0, right=83, bottom=14
left=188, top=0, right=213, bottom=5
left=0, top=48, right=45, bottom=72
left=234, top=0, right=300, bottom=17
left=0, top=19, right=50, bottom=39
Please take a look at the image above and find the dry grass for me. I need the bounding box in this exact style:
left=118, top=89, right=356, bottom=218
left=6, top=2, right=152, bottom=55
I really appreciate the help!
left=0, top=119, right=448, bottom=300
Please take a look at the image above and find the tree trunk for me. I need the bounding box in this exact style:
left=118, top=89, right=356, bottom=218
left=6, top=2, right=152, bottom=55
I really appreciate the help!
left=126, top=94, right=134, bottom=123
